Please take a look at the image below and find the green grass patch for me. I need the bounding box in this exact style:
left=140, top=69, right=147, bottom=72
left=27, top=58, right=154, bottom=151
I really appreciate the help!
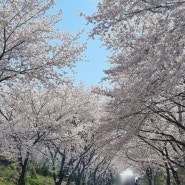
left=0, top=161, right=54, bottom=185
left=26, top=175, right=54, bottom=185
left=138, top=179, right=147, bottom=185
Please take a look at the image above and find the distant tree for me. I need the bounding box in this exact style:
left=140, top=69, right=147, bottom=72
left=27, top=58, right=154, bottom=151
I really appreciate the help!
left=0, top=83, right=99, bottom=185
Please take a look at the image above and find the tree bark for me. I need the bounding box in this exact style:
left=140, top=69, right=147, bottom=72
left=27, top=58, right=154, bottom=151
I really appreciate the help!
left=17, top=155, right=29, bottom=185
left=169, top=163, right=181, bottom=185
left=178, top=105, right=185, bottom=185
left=55, top=153, right=66, bottom=185
left=76, top=177, right=81, bottom=185
left=165, top=162, right=171, bottom=185
left=146, top=166, right=152, bottom=185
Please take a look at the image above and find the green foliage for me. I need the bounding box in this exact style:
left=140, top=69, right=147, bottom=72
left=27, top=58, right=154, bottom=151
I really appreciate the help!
left=138, top=179, right=147, bottom=185
left=0, top=180, right=14, bottom=185
left=139, top=171, right=185, bottom=185
left=0, top=162, right=16, bottom=184
left=0, top=162, right=54, bottom=185
left=26, top=175, right=54, bottom=185
left=154, top=173, right=166, bottom=185
left=36, top=163, right=51, bottom=177
left=26, top=175, right=43, bottom=185
left=28, top=175, right=54, bottom=185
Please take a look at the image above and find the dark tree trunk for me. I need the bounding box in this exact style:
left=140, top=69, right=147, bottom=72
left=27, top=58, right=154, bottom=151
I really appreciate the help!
left=66, top=157, right=82, bottom=185
left=146, top=166, right=153, bottom=185
left=55, top=181, right=62, bottom=185
left=17, top=156, right=29, bottom=185
left=55, top=154, right=66, bottom=185
left=165, top=162, right=171, bottom=185
left=76, top=177, right=81, bottom=185
left=169, top=163, right=181, bottom=185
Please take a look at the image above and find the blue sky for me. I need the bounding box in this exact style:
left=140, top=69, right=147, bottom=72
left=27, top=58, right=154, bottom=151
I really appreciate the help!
left=52, top=0, right=110, bottom=87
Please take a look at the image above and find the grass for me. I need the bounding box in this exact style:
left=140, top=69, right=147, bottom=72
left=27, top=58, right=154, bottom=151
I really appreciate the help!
left=26, top=175, right=54, bottom=185
left=138, top=179, right=147, bottom=185
left=0, top=160, right=55, bottom=185
left=0, top=163, right=15, bottom=185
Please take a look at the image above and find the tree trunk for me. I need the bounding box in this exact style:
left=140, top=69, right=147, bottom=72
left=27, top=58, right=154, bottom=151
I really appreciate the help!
left=165, top=162, right=171, bottom=185
left=17, top=156, right=29, bottom=185
left=178, top=105, right=185, bottom=185
left=55, top=181, right=62, bottom=185
left=76, top=177, right=81, bottom=185
left=153, top=172, right=156, bottom=185
left=54, top=154, right=66, bottom=185
left=146, top=166, right=153, bottom=185
left=169, top=163, right=181, bottom=185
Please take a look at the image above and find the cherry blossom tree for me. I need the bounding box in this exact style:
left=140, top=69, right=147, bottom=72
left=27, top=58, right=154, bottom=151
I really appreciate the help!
left=87, top=0, right=185, bottom=135
left=44, top=120, right=96, bottom=185
left=0, top=0, right=85, bottom=85
left=0, top=82, right=100, bottom=185
left=87, top=1, right=185, bottom=183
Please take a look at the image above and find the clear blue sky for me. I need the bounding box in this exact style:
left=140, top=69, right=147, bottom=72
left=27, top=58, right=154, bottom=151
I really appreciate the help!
left=52, top=0, right=110, bottom=87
